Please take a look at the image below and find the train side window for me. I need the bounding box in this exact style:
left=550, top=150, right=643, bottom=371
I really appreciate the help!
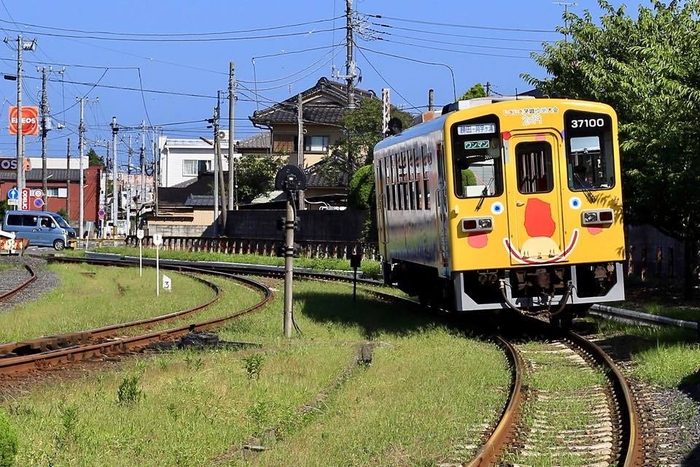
left=515, top=142, right=553, bottom=194
left=415, top=149, right=423, bottom=210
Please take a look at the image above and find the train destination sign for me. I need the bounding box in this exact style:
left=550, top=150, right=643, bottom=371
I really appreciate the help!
left=457, top=123, right=496, bottom=135
left=464, top=140, right=490, bottom=150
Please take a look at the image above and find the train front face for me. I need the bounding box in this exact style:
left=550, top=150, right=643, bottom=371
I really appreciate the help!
left=445, top=100, right=625, bottom=313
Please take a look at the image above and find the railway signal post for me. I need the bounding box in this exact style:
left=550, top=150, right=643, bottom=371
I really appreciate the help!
left=275, top=165, right=306, bottom=338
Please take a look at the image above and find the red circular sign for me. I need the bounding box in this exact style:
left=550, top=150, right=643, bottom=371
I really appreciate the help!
left=8, top=106, right=39, bottom=136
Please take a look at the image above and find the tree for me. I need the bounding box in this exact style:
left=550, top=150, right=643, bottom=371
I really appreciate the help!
left=320, top=97, right=414, bottom=186
left=87, top=148, right=105, bottom=167
left=459, top=83, right=487, bottom=100
left=235, top=154, right=285, bottom=204
left=522, top=0, right=700, bottom=294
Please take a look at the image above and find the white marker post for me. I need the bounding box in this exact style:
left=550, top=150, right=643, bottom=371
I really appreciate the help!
left=136, top=229, right=145, bottom=277
left=152, top=233, right=163, bottom=296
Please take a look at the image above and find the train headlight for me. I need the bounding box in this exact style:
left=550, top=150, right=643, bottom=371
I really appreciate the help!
left=581, top=209, right=614, bottom=226
left=460, top=216, right=494, bottom=233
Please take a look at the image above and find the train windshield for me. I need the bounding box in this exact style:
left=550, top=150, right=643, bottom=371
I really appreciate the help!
left=564, top=110, right=615, bottom=190
left=450, top=117, right=504, bottom=199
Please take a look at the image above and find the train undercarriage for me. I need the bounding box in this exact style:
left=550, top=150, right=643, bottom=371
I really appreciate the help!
left=385, top=260, right=625, bottom=327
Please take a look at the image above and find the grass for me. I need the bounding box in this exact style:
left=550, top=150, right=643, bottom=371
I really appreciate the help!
left=0, top=263, right=216, bottom=344
left=66, top=245, right=383, bottom=279
left=1, top=263, right=511, bottom=467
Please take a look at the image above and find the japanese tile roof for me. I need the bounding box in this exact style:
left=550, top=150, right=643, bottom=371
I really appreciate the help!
left=0, top=168, right=81, bottom=182
left=236, top=132, right=271, bottom=150
left=249, top=77, right=377, bottom=126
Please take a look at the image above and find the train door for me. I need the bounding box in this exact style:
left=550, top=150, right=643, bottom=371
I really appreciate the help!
left=504, top=131, right=565, bottom=265
left=435, top=142, right=450, bottom=276
left=375, top=158, right=388, bottom=256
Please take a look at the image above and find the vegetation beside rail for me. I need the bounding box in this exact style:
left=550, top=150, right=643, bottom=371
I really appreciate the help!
left=64, top=246, right=700, bottom=392
left=0, top=262, right=510, bottom=467
left=0, top=263, right=215, bottom=343
left=64, top=245, right=382, bottom=279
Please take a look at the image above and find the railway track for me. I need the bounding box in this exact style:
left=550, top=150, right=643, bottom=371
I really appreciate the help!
left=0, top=254, right=667, bottom=465
left=0, top=263, right=36, bottom=301
left=495, top=325, right=643, bottom=466
left=0, top=259, right=273, bottom=376
left=349, top=287, right=645, bottom=465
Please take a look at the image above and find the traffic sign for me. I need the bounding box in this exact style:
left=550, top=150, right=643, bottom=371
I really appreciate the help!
left=7, top=188, right=18, bottom=200
left=33, top=198, right=44, bottom=209
left=98, top=209, right=105, bottom=220
left=20, top=188, right=29, bottom=210
left=32, top=189, right=43, bottom=198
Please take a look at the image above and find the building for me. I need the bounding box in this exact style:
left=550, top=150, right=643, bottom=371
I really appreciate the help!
left=249, top=76, right=376, bottom=169
left=0, top=160, right=102, bottom=229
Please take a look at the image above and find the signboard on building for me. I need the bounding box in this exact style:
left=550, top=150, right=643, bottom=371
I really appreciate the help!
left=8, top=106, right=39, bottom=136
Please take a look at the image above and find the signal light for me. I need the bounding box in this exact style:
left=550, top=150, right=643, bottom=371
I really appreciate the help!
left=581, top=209, right=614, bottom=226
left=460, top=216, right=493, bottom=233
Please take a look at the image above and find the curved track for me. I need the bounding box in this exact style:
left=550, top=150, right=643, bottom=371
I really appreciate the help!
left=0, top=264, right=37, bottom=301
left=3, top=254, right=646, bottom=465
left=0, top=258, right=273, bottom=376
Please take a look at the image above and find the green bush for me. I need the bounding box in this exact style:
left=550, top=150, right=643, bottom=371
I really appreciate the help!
left=0, top=408, right=17, bottom=467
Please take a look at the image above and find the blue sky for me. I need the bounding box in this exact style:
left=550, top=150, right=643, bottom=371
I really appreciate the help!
left=0, top=0, right=643, bottom=168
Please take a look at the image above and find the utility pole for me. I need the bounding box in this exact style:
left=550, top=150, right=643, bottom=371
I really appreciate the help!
left=152, top=128, right=159, bottom=217
left=554, top=2, right=578, bottom=42
left=215, top=92, right=227, bottom=228
left=345, top=0, right=356, bottom=109
left=110, top=117, right=119, bottom=237
left=297, top=93, right=305, bottom=210
left=140, top=120, right=147, bottom=230
left=39, top=66, right=50, bottom=210
left=485, top=82, right=492, bottom=96
left=211, top=104, right=220, bottom=234
left=77, top=98, right=86, bottom=238
left=66, top=138, right=71, bottom=220
left=228, top=62, right=237, bottom=210
left=6, top=35, right=36, bottom=191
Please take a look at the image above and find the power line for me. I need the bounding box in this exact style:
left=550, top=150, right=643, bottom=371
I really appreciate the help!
left=367, top=21, right=551, bottom=44
left=365, top=13, right=558, bottom=34
left=0, top=16, right=344, bottom=38
left=0, top=24, right=344, bottom=43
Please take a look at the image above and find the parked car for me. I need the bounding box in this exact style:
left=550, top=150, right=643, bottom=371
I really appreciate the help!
left=2, top=210, right=76, bottom=250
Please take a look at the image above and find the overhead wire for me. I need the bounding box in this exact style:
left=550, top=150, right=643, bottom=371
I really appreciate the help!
left=354, top=46, right=416, bottom=111
left=0, top=16, right=344, bottom=38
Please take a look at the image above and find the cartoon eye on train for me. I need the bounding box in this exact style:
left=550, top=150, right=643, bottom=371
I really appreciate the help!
left=373, top=96, right=625, bottom=324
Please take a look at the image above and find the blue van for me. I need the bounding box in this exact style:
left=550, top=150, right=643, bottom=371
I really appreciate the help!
left=2, top=210, right=76, bottom=250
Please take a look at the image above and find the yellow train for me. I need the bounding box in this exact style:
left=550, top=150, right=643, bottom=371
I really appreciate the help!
left=373, top=96, right=625, bottom=323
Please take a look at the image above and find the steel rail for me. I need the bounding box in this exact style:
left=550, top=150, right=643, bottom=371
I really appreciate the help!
left=566, top=330, right=644, bottom=466
left=0, top=261, right=273, bottom=375
left=0, top=264, right=37, bottom=301
left=465, top=335, right=524, bottom=467
left=0, top=270, right=221, bottom=358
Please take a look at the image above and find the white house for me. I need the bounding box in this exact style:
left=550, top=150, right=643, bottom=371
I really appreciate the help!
left=158, top=129, right=242, bottom=188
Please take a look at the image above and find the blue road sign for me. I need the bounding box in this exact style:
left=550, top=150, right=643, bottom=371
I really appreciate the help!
left=33, top=198, right=44, bottom=208
left=7, top=188, right=18, bottom=200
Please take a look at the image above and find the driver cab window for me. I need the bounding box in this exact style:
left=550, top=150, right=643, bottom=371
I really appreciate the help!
left=451, top=118, right=503, bottom=199
left=565, top=110, right=615, bottom=190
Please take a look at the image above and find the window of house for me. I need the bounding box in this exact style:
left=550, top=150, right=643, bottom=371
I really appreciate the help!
left=304, top=135, right=329, bottom=152
left=183, top=160, right=199, bottom=176
left=46, top=187, right=67, bottom=198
